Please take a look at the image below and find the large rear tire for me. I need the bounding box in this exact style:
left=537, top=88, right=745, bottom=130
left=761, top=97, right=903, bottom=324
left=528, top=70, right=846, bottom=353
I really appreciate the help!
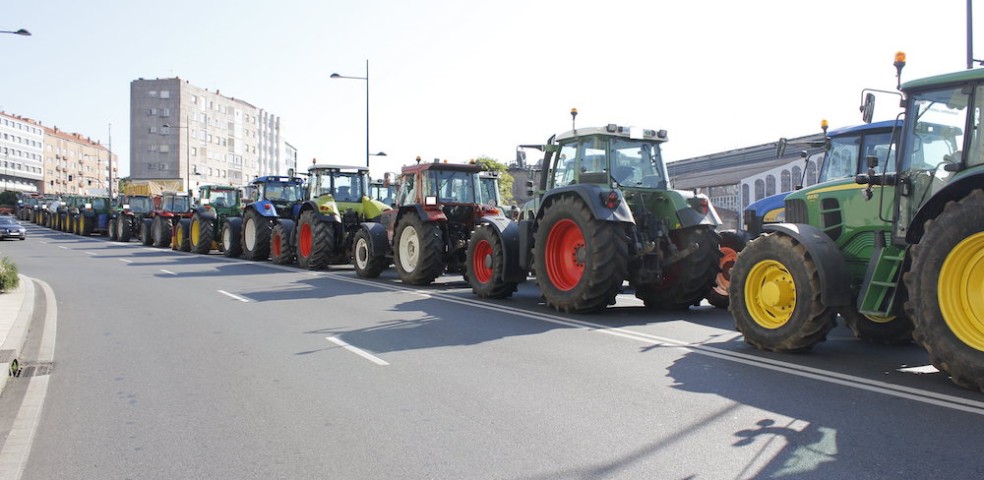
left=533, top=195, right=628, bottom=314
left=108, top=218, right=119, bottom=241
left=634, top=226, right=720, bottom=310
left=81, top=216, right=95, bottom=236
left=904, top=189, right=984, bottom=392
left=241, top=209, right=272, bottom=261
left=174, top=219, right=192, bottom=252
left=141, top=219, right=154, bottom=245
left=729, top=232, right=837, bottom=352
left=271, top=220, right=296, bottom=265
left=222, top=220, right=242, bottom=258
left=297, top=211, right=333, bottom=270
left=466, top=224, right=518, bottom=299
left=152, top=216, right=172, bottom=247
left=119, top=217, right=133, bottom=242
left=191, top=213, right=214, bottom=254
left=352, top=228, right=387, bottom=278
left=706, top=231, right=746, bottom=309
left=394, top=214, right=445, bottom=285
left=841, top=307, right=914, bottom=345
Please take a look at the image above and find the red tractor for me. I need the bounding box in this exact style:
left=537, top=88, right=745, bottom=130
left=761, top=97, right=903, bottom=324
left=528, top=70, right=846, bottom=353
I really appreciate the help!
left=353, top=159, right=504, bottom=285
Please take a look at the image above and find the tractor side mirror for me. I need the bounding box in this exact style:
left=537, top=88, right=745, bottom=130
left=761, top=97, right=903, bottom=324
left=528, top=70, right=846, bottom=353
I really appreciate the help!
left=861, top=92, right=876, bottom=124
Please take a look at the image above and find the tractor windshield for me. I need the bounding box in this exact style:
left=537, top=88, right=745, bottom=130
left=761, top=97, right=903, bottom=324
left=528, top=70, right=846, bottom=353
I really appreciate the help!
left=165, top=196, right=190, bottom=212
left=479, top=175, right=500, bottom=206
left=208, top=189, right=240, bottom=208
left=611, top=138, right=667, bottom=188
left=819, top=130, right=897, bottom=183
left=128, top=197, right=153, bottom=213
left=428, top=169, right=478, bottom=203
left=264, top=182, right=303, bottom=202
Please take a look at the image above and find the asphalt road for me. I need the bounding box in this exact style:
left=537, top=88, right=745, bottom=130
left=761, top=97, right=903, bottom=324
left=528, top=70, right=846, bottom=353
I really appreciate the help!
left=0, top=223, right=982, bottom=479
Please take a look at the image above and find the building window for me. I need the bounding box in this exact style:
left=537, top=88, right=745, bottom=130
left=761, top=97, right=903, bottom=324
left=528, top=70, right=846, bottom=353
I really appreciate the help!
left=149, top=90, right=157, bottom=97
left=754, top=179, right=765, bottom=201
left=160, top=90, right=170, bottom=99
left=159, top=145, right=170, bottom=153
left=766, top=175, right=776, bottom=197
left=781, top=170, right=791, bottom=192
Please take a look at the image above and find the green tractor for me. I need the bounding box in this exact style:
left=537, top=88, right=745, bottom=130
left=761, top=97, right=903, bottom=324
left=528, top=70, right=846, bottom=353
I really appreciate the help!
left=108, top=194, right=155, bottom=242
left=71, top=196, right=113, bottom=236
left=184, top=185, right=243, bottom=255
left=465, top=110, right=722, bottom=313
left=730, top=53, right=984, bottom=391
left=271, top=164, right=390, bottom=269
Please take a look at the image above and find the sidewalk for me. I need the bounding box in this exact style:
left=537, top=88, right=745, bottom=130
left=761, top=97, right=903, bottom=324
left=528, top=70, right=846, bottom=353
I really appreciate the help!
left=0, top=275, right=34, bottom=396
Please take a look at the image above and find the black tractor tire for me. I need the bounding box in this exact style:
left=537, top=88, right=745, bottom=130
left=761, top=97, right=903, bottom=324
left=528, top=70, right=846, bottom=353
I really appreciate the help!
left=108, top=218, right=119, bottom=241
left=222, top=220, right=243, bottom=258
left=394, top=214, right=445, bottom=285
left=152, top=216, right=172, bottom=248
left=241, top=209, right=272, bottom=261
left=729, top=232, right=837, bottom=352
left=174, top=219, right=192, bottom=252
left=190, top=213, right=214, bottom=254
left=141, top=219, right=154, bottom=246
left=841, top=308, right=914, bottom=345
left=635, top=226, right=721, bottom=310
left=466, top=224, right=518, bottom=299
left=904, top=189, right=984, bottom=392
left=297, top=211, right=334, bottom=270
left=706, top=231, right=747, bottom=309
left=352, top=227, right=388, bottom=278
left=533, top=195, right=628, bottom=314
left=271, top=220, right=296, bottom=265
left=81, top=216, right=95, bottom=236
left=119, top=217, right=133, bottom=243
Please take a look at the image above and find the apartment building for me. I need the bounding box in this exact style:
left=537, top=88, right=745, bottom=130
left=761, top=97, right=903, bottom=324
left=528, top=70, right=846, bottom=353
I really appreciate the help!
left=43, top=126, right=118, bottom=196
left=0, top=112, right=45, bottom=194
left=130, top=78, right=290, bottom=196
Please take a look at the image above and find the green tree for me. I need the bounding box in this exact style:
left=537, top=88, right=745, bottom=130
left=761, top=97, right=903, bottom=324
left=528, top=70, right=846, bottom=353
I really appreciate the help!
left=472, top=156, right=514, bottom=204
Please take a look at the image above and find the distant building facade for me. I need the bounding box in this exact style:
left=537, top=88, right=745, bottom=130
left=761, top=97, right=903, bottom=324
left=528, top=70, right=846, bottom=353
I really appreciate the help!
left=0, top=112, right=45, bottom=194
left=668, top=132, right=825, bottom=230
left=43, top=127, right=118, bottom=196
left=130, top=78, right=289, bottom=196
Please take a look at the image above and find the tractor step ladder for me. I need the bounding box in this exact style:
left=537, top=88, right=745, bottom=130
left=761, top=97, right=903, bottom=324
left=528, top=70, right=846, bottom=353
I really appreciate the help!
left=857, top=231, right=906, bottom=317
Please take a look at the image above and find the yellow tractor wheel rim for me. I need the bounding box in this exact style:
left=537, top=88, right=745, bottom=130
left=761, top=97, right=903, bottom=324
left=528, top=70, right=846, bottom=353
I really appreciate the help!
left=744, top=259, right=796, bottom=329
left=191, top=220, right=201, bottom=246
left=939, top=232, right=984, bottom=351
left=864, top=314, right=896, bottom=324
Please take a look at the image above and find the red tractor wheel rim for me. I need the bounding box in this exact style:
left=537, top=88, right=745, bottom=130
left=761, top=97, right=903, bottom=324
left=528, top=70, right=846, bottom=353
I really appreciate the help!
left=712, top=246, right=738, bottom=296
left=472, top=239, right=494, bottom=284
left=545, top=219, right=585, bottom=291
left=272, top=234, right=281, bottom=257
left=299, top=223, right=312, bottom=257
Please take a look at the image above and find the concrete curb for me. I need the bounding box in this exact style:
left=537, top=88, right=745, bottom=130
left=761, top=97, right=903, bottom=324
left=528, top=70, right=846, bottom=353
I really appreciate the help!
left=0, top=275, right=35, bottom=397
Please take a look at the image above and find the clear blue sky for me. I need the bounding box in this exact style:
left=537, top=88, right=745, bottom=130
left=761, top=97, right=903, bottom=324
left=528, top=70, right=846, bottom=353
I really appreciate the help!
left=1, top=0, right=980, bottom=179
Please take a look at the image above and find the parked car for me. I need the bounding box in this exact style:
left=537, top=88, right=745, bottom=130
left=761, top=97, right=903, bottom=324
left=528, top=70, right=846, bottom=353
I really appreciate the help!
left=0, top=216, right=27, bottom=240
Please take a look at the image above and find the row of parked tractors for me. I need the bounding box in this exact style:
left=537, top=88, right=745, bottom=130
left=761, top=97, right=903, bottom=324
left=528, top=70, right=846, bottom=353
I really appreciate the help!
left=14, top=54, right=984, bottom=392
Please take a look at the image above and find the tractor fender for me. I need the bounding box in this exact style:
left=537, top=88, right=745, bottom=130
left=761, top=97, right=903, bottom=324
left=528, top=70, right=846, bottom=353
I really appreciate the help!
left=277, top=219, right=297, bottom=247
left=224, top=216, right=243, bottom=229
left=477, top=216, right=527, bottom=283
left=905, top=172, right=984, bottom=243
left=359, top=222, right=390, bottom=257
left=537, top=185, right=634, bottom=223
left=249, top=200, right=279, bottom=218
left=300, top=203, right=341, bottom=224
left=762, top=223, right=851, bottom=307
left=403, top=204, right=447, bottom=223
left=196, top=207, right=218, bottom=221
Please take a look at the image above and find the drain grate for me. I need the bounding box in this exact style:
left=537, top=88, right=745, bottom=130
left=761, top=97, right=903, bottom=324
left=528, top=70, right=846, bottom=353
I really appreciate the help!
left=15, top=362, right=53, bottom=378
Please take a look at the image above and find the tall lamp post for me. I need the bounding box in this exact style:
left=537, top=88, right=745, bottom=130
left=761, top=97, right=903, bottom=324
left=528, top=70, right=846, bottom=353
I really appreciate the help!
left=331, top=60, right=387, bottom=167
left=0, top=28, right=30, bottom=36
left=163, top=115, right=192, bottom=198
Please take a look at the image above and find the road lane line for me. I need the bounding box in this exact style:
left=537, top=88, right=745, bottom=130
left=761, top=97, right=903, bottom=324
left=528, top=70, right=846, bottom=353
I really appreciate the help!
left=83, top=251, right=97, bottom=255
left=118, top=259, right=132, bottom=264
left=57, top=246, right=68, bottom=250
left=160, top=269, right=177, bottom=275
left=326, top=337, right=390, bottom=366
left=217, top=290, right=251, bottom=303
left=319, top=272, right=984, bottom=416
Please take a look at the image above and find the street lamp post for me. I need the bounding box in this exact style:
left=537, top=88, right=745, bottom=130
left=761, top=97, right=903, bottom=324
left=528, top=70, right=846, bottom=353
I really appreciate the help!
left=332, top=59, right=381, bottom=168
left=163, top=115, right=192, bottom=198
left=0, top=28, right=30, bottom=36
